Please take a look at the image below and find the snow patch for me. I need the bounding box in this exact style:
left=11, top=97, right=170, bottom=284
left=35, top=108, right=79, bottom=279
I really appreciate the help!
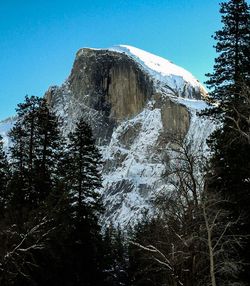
left=0, top=117, right=15, bottom=151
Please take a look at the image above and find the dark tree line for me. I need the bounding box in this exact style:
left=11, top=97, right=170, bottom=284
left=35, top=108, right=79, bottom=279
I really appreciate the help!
left=0, top=96, right=133, bottom=286
left=205, top=0, right=250, bottom=284
left=0, top=95, right=125, bottom=286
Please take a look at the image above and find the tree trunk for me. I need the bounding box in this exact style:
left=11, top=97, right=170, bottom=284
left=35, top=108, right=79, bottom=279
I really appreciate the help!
left=203, top=204, right=216, bottom=286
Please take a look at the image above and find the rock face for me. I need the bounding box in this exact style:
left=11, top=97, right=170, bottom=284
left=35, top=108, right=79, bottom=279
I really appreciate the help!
left=45, top=47, right=199, bottom=144
left=1, top=45, right=215, bottom=226
left=71, top=49, right=154, bottom=121
left=46, top=49, right=154, bottom=143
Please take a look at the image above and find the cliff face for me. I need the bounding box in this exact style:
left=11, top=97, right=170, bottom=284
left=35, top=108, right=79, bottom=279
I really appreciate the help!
left=46, top=50, right=154, bottom=143
left=43, top=45, right=215, bottom=226
left=0, top=45, right=213, bottom=226
left=71, top=49, right=154, bottom=121
left=46, top=47, right=194, bottom=144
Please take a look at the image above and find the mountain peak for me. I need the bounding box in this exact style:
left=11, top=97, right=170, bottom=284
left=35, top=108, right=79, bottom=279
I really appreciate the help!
left=76, top=45, right=207, bottom=101
left=109, top=45, right=205, bottom=94
left=0, top=44, right=214, bottom=226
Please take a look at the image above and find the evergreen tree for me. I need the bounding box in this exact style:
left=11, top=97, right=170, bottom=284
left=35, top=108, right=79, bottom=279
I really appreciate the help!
left=8, top=96, right=43, bottom=211
left=3, top=108, right=105, bottom=286
left=204, top=0, right=250, bottom=283
left=206, top=0, right=250, bottom=113
left=63, top=118, right=104, bottom=285
left=8, top=95, right=63, bottom=211
left=33, top=98, right=64, bottom=204
left=0, top=96, right=68, bottom=285
left=205, top=0, right=250, bottom=221
left=65, top=118, right=102, bottom=219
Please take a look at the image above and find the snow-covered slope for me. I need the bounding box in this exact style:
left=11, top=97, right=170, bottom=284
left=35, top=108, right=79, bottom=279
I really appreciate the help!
left=111, top=46, right=202, bottom=88
left=0, top=45, right=215, bottom=226
left=0, top=117, right=15, bottom=152
left=109, top=45, right=207, bottom=100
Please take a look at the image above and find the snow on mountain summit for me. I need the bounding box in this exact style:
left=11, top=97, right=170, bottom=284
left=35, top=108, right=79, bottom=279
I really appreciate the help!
left=109, top=45, right=206, bottom=98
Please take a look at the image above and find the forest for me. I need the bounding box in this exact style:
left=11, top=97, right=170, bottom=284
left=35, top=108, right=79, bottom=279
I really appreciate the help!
left=0, top=0, right=249, bottom=285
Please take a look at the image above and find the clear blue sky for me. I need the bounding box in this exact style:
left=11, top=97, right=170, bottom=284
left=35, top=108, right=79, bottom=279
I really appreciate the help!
left=0, top=0, right=222, bottom=119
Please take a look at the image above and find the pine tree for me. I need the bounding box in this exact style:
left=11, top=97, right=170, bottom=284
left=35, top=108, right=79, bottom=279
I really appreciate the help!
left=8, top=96, right=43, bottom=210
left=206, top=0, right=250, bottom=113
left=8, top=95, right=63, bottom=211
left=65, top=118, right=103, bottom=220
left=63, top=118, right=104, bottom=285
left=0, top=96, right=68, bottom=285
left=204, top=0, right=250, bottom=283
left=205, top=0, right=250, bottom=220
left=33, top=98, right=64, bottom=204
